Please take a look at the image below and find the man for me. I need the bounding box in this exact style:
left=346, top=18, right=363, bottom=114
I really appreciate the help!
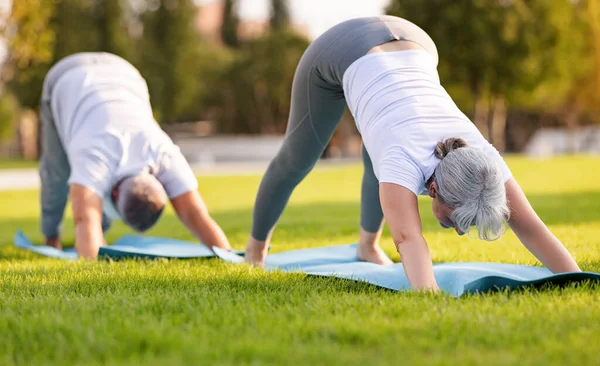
left=39, top=52, right=231, bottom=259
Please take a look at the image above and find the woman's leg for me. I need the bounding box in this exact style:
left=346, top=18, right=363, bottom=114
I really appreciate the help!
left=246, top=16, right=426, bottom=264
left=358, top=144, right=393, bottom=264
left=246, top=57, right=348, bottom=264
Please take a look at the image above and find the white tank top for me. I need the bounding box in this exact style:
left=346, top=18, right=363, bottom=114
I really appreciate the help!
left=342, top=49, right=511, bottom=196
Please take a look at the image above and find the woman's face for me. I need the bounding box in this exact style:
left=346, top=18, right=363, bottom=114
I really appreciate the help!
left=429, top=182, right=465, bottom=236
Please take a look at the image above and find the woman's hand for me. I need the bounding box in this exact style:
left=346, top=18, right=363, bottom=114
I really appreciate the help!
left=380, top=183, right=440, bottom=292
left=505, top=178, right=581, bottom=273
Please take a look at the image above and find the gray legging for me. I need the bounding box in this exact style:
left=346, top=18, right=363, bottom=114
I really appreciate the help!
left=251, top=15, right=439, bottom=241
left=39, top=52, right=136, bottom=238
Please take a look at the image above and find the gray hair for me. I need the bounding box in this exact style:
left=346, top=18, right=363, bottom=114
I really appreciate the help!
left=115, top=173, right=168, bottom=232
left=433, top=138, right=510, bottom=241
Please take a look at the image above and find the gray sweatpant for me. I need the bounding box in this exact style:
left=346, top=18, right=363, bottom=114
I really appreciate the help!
left=251, top=16, right=438, bottom=240
left=39, top=52, right=133, bottom=239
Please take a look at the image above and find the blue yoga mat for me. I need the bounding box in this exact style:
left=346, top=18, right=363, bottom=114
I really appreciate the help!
left=13, top=231, right=238, bottom=260
left=213, top=244, right=600, bottom=297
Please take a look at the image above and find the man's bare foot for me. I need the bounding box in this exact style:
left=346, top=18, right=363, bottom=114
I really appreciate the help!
left=244, top=237, right=269, bottom=267
left=357, top=245, right=394, bottom=265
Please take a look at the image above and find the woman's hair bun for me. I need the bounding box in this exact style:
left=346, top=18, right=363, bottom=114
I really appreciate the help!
left=434, top=137, right=468, bottom=159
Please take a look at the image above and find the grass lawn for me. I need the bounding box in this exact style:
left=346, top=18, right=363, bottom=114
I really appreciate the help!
left=1, top=155, right=599, bottom=365
left=0, top=159, right=38, bottom=170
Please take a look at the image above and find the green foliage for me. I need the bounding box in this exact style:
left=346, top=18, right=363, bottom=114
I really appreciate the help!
left=569, top=0, right=600, bottom=122
left=1, top=156, right=600, bottom=364
left=95, top=0, right=133, bottom=60
left=221, top=0, right=240, bottom=48
left=269, top=0, right=290, bottom=32
left=137, top=0, right=201, bottom=124
left=1, top=0, right=57, bottom=109
left=215, top=29, right=309, bottom=133
left=0, top=92, right=19, bottom=140
left=385, top=1, right=592, bottom=114
left=177, top=41, right=237, bottom=122
left=2, top=0, right=134, bottom=109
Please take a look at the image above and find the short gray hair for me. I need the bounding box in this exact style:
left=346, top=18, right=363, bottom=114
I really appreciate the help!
left=115, top=173, right=168, bottom=232
left=433, top=138, right=509, bottom=241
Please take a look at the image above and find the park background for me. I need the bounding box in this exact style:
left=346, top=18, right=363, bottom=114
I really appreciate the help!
left=1, top=2, right=600, bottom=365
left=0, top=0, right=598, bottom=166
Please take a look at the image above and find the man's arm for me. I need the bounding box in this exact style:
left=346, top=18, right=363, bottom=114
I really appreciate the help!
left=505, top=178, right=581, bottom=273
left=170, top=190, right=232, bottom=251
left=380, top=182, right=440, bottom=292
left=69, top=183, right=105, bottom=259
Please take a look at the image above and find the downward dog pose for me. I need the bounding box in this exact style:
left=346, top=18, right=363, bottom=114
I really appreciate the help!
left=39, top=52, right=231, bottom=259
left=244, top=16, right=581, bottom=291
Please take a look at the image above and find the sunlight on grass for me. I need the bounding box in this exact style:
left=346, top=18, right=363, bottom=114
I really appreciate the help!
left=1, top=155, right=599, bottom=365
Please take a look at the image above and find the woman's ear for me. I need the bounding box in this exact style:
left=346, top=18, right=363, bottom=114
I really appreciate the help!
left=429, top=181, right=438, bottom=199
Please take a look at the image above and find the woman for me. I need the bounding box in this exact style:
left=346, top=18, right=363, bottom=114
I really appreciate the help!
left=244, top=15, right=581, bottom=291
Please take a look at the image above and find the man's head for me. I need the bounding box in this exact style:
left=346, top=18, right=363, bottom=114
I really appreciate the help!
left=111, top=173, right=167, bottom=232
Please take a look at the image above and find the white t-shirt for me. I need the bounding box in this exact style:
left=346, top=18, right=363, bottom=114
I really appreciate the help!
left=50, top=62, right=198, bottom=205
left=342, top=49, right=511, bottom=196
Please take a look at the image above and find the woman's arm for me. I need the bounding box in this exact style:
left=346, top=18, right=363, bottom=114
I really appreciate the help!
left=380, top=183, right=440, bottom=292
left=505, top=178, right=581, bottom=273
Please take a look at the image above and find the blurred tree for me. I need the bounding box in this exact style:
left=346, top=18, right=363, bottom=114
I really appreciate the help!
left=215, top=29, right=309, bottom=133
left=0, top=91, right=19, bottom=141
left=2, top=0, right=134, bottom=158
left=1, top=0, right=56, bottom=108
left=385, top=0, right=589, bottom=152
left=567, top=0, right=600, bottom=123
left=51, top=0, right=99, bottom=61
left=137, top=0, right=202, bottom=124
left=2, top=0, right=133, bottom=109
left=177, top=41, right=237, bottom=123
left=95, top=0, right=132, bottom=60
left=221, top=0, right=240, bottom=48
left=269, top=0, right=290, bottom=32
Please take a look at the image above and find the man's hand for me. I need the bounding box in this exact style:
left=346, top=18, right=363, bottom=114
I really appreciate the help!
left=45, top=236, right=62, bottom=250
left=171, top=190, right=232, bottom=251
left=69, top=183, right=105, bottom=260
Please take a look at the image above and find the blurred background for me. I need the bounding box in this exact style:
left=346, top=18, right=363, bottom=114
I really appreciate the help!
left=0, top=0, right=598, bottom=167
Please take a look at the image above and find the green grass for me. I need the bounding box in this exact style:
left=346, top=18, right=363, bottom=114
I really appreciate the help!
left=1, top=155, right=600, bottom=365
left=0, top=159, right=38, bottom=170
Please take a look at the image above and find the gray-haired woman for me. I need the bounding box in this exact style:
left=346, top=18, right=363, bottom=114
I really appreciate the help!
left=244, top=15, right=581, bottom=292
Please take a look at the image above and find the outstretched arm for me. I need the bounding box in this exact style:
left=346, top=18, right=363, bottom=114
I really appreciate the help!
left=69, top=183, right=105, bottom=259
left=505, top=178, right=581, bottom=273
left=171, top=190, right=231, bottom=251
left=380, top=183, right=440, bottom=292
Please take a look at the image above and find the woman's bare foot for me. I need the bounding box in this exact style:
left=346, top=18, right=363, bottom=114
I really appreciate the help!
left=357, top=228, right=394, bottom=265
left=357, top=245, right=394, bottom=265
left=45, top=236, right=62, bottom=250
left=244, top=237, right=269, bottom=267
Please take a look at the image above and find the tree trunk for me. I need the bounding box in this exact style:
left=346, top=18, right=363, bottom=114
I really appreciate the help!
left=18, top=109, right=39, bottom=160
left=473, top=96, right=490, bottom=140
left=490, top=96, right=507, bottom=153
left=563, top=106, right=580, bottom=154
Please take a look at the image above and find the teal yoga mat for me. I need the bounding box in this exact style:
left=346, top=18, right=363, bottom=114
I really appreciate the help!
left=13, top=231, right=239, bottom=260
left=213, top=244, right=600, bottom=297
